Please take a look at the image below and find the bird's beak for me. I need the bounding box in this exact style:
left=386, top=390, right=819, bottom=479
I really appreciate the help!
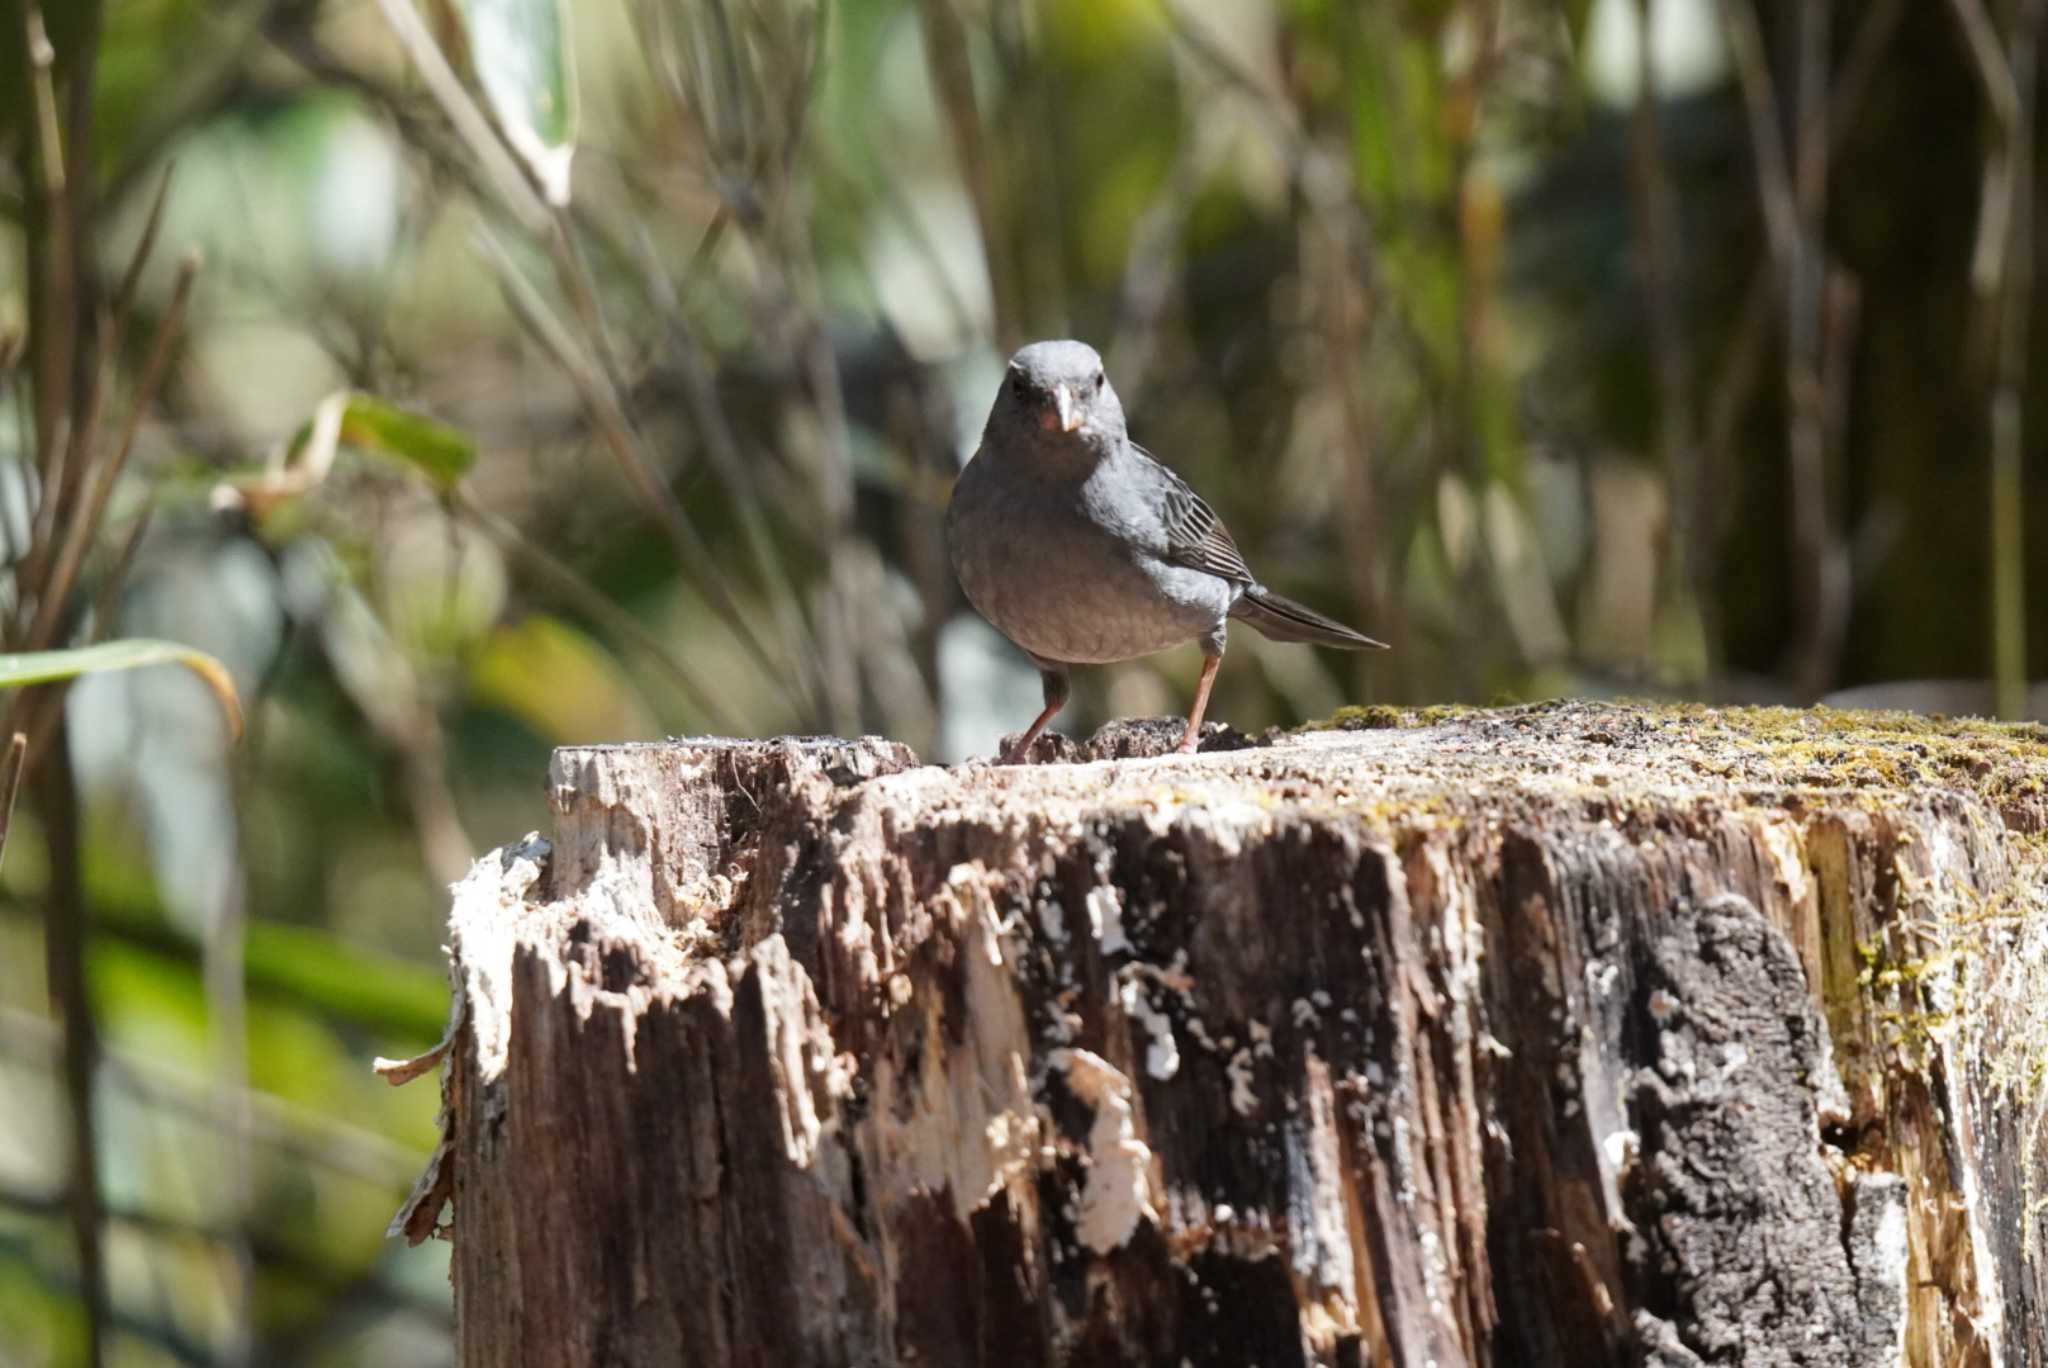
left=1052, top=384, right=1081, bottom=434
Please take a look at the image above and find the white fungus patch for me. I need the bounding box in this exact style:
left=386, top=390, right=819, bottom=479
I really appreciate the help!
left=1088, top=884, right=1131, bottom=955
left=1228, top=1047, right=1259, bottom=1116
left=1119, top=975, right=1182, bottom=1080
left=1051, top=1049, right=1156, bottom=1253
left=1039, top=897, right=1067, bottom=945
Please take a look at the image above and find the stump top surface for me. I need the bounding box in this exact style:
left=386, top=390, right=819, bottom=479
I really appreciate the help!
left=562, top=699, right=2048, bottom=834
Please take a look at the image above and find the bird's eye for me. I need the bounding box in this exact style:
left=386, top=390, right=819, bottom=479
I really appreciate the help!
left=1010, top=374, right=1027, bottom=398
left=1093, top=371, right=1105, bottom=392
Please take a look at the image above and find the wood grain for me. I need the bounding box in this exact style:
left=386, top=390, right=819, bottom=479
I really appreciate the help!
left=389, top=704, right=2048, bottom=1367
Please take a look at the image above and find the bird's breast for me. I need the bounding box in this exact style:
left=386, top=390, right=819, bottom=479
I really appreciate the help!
left=949, top=464, right=1234, bottom=664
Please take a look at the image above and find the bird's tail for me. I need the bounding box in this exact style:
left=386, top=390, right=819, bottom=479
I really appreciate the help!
left=1231, top=585, right=1388, bottom=649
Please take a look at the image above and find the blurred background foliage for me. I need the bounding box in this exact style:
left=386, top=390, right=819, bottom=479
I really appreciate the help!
left=1, top=0, right=2043, bottom=1361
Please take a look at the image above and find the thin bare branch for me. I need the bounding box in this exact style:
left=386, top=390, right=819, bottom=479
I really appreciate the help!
left=1703, top=271, right=1774, bottom=520
left=1949, top=0, right=2023, bottom=124
left=916, top=0, right=1019, bottom=350
left=678, top=203, right=732, bottom=300
left=1629, top=0, right=1701, bottom=620
left=0, top=734, right=28, bottom=875
left=24, top=5, right=76, bottom=481
left=27, top=251, right=198, bottom=652
left=15, top=323, right=167, bottom=760
left=202, top=874, right=255, bottom=1368
left=1929, top=0, right=2042, bottom=717
left=17, top=303, right=108, bottom=598
left=1161, top=0, right=1305, bottom=155
left=1717, top=0, right=1798, bottom=265
left=473, top=226, right=802, bottom=715
left=1108, top=150, right=1200, bottom=408
left=367, top=0, right=551, bottom=233
left=1828, top=0, right=1907, bottom=151
left=1699, top=0, right=1906, bottom=574
left=112, top=161, right=177, bottom=320
left=1990, top=0, right=2046, bottom=717
left=632, top=229, right=828, bottom=712
left=1787, top=0, right=1847, bottom=695
left=23, top=11, right=65, bottom=188
left=0, top=1180, right=451, bottom=1324
left=0, top=1004, right=423, bottom=1186
left=39, top=734, right=106, bottom=1368
left=1718, top=0, right=1846, bottom=696
left=455, top=491, right=748, bottom=733
left=98, top=0, right=281, bottom=214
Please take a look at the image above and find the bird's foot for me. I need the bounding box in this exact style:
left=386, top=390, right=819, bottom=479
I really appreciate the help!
left=996, top=731, right=1075, bottom=765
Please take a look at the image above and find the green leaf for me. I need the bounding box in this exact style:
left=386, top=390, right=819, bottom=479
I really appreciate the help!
left=244, top=919, right=452, bottom=1043
left=213, top=392, right=477, bottom=518
left=0, top=640, right=243, bottom=741
left=470, top=614, right=660, bottom=743
left=333, top=393, right=478, bottom=488
left=457, top=0, right=578, bottom=205
left=77, top=874, right=453, bottom=1042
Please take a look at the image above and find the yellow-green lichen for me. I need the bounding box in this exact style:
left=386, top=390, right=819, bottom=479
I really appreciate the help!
left=1308, top=703, right=1478, bottom=732
left=1300, top=700, right=2048, bottom=1142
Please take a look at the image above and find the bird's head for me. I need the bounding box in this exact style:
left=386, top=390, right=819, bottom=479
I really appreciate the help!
left=991, top=339, right=1125, bottom=449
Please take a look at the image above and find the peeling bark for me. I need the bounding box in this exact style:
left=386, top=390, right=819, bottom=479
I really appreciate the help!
left=387, top=704, right=2048, bottom=1367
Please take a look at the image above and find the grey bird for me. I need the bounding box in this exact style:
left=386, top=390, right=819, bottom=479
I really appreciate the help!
left=947, top=339, right=1386, bottom=762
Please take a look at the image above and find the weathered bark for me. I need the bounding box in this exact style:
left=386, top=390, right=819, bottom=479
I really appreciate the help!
left=384, top=703, right=2048, bottom=1367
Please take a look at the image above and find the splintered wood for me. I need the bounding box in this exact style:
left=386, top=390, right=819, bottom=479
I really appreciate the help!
left=388, top=704, right=2048, bottom=1368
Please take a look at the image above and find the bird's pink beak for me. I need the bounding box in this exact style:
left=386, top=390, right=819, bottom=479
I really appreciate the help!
left=1051, top=384, right=1081, bottom=433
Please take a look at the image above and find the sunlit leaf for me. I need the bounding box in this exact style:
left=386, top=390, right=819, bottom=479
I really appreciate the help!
left=246, top=920, right=452, bottom=1042
left=0, top=640, right=243, bottom=741
left=333, top=393, right=478, bottom=487
left=457, top=0, right=577, bottom=205
left=212, top=392, right=477, bottom=517
left=470, top=615, right=660, bottom=744
left=82, top=878, right=454, bottom=1042
left=1047, top=0, right=1167, bottom=65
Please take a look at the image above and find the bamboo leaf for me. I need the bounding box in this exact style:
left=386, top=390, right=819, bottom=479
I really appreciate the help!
left=333, top=393, right=478, bottom=487
left=0, top=640, right=244, bottom=741
left=212, top=392, right=477, bottom=517
left=457, top=0, right=578, bottom=205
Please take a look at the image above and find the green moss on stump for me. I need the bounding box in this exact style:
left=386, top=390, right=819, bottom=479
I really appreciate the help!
left=1310, top=703, right=1478, bottom=731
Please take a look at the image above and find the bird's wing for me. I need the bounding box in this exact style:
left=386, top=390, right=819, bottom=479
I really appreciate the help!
left=1132, top=443, right=1257, bottom=586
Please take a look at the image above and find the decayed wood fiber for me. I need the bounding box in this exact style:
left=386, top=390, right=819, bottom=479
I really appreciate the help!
left=389, top=702, right=2048, bottom=1368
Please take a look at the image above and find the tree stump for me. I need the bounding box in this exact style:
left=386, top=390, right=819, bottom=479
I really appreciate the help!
left=382, top=702, right=2048, bottom=1367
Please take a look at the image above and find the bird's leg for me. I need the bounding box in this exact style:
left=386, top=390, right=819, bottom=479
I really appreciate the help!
left=1001, top=665, right=1071, bottom=764
left=1176, top=653, right=1222, bottom=754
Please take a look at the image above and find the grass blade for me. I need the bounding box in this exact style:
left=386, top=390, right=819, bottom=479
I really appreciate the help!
left=0, top=640, right=243, bottom=740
